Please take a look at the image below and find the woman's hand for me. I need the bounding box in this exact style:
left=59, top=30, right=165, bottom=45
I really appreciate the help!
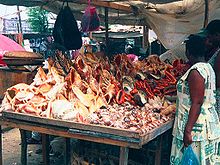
left=183, top=129, right=192, bottom=147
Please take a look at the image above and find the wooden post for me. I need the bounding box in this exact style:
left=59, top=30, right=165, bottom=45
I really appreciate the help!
left=154, top=135, right=163, bottom=165
left=64, top=138, right=71, bottom=165
left=119, top=147, right=129, bottom=165
left=17, top=5, right=23, bottom=34
left=142, top=25, right=149, bottom=49
left=42, top=134, right=50, bottom=165
left=0, top=126, right=2, bottom=165
left=105, top=7, right=109, bottom=55
left=203, top=0, right=209, bottom=28
left=20, top=129, right=27, bottom=165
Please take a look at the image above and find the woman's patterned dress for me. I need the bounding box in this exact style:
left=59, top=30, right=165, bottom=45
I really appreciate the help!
left=170, top=62, right=220, bottom=165
left=208, top=48, right=220, bottom=116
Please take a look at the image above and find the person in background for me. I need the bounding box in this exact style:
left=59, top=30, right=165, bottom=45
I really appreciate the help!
left=198, top=19, right=220, bottom=116
left=39, top=38, right=48, bottom=59
left=125, top=45, right=138, bottom=62
left=170, top=34, right=220, bottom=165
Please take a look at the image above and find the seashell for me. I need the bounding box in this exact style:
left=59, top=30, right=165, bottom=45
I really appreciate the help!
left=135, top=72, right=146, bottom=80
left=32, top=67, right=47, bottom=86
left=65, top=68, right=82, bottom=88
left=72, top=85, right=95, bottom=108
left=50, top=100, right=73, bottom=119
left=50, top=67, right=65, bottom=84
left=46, top=83, right=65, bottom=100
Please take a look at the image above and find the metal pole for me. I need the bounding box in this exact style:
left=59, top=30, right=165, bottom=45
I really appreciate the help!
left=203, top=0, right=209, bottom=28
left=105, top=7, right=109, bottom=55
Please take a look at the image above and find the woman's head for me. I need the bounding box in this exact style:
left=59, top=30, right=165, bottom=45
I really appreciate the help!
left=206, top=19, right=220, bottom=48
left=185, top=34, right=206, bottom=64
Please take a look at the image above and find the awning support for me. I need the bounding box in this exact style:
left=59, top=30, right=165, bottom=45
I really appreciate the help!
left=105, top=7, right=109, bottom=55
left=203, top=0, right=209, bottom=28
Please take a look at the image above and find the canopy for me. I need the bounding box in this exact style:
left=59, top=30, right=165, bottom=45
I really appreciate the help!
left=1, top=0, right=220, bottom=50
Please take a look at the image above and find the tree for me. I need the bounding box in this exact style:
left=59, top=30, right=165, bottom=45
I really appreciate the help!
left=27, top=7, right=49, bottom=33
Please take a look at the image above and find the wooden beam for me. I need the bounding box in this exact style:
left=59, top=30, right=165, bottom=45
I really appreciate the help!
left=42, top=134, right=50, bottom=165
left=142, top=25, right=149, bottom=49
left=0, top=126, right=2, bottom=165
left=20, top=130, right=27, bottom=165
left=64, top=0, right=132, bottom=12
left=203, top=0, right=209, bottom=28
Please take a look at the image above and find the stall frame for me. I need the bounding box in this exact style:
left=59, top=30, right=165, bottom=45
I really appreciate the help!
left=0, top=111, right=173, bottom=165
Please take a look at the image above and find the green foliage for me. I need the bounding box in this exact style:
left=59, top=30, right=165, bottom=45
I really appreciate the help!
left=27, top=7, right=49, bottom=33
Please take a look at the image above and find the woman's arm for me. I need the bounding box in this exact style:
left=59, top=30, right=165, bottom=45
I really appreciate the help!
left=183, top=69, right=205, bottom=147
left=214, top=53, right=220, bottom=89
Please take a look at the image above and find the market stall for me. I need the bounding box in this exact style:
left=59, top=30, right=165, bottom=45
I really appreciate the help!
left=0, top=48, right=189, bottom=164
left=0, top=112, right=173, bottom=165
left=0, top=0, right=206, bottom=164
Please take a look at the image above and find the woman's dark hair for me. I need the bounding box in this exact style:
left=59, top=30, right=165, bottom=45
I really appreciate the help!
left=206, top=19, right=220, bottom=35
left=185, top=34, right=206, bottom=58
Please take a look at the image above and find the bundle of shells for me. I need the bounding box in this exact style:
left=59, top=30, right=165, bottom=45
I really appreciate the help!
left=0, top=51, right=122, bottom=122
left=88, top=96, right=176, bottom=134
left=111, top=54, right=189, bottom=105
left=0, top=51, right=187, bottom=131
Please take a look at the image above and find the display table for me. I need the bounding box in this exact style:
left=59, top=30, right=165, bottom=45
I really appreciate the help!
left=0, top=112, right=174, bottom=165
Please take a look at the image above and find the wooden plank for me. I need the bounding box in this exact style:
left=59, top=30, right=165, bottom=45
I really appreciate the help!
left=20, top=129, right=27, bottom=165
left=2, top=111, right=140, bottom=138
left=68, top=128, right=140, bottom=143
left=140, top=120, right=174, bottom=145
left=42, top=134, right=50, bottom=165
left=119, top=147, right=129, bottom=165
left=66, top=0, right=132, bottom=12
left=0, top=118, right=141, bottom=149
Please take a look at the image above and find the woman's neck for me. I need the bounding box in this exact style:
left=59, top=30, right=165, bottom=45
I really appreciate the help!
left=191, top=57, right=206, bottom=65
left=206, top=47, right=219, bottom=61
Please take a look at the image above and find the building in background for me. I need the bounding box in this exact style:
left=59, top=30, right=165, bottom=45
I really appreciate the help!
left=0, top=18, right=31, bottom=34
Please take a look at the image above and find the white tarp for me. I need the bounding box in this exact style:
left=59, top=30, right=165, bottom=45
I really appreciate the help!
left=129, top=0, right=220, bottom=61
left=1, top=0, right=220, bottom=61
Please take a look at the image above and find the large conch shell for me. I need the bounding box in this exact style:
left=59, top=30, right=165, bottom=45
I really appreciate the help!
left=32, top=67, right=47, bottom=86
left=72, top=85, right=96, bottom=108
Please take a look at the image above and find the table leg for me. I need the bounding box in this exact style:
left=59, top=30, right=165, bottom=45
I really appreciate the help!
left=0, top=126, right=2, bottom=165
left=64, top=138, right=70, bottom=165
left=20, top=129, right=27, bottom=165
left=119, top=147, right=129, bottom=165
left=42, top=134, right=50, bottom=165
left=155, top=135, right=162, bottom=165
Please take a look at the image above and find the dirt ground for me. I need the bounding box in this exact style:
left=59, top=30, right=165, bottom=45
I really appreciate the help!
left=2, top=128, right=63, bottom=165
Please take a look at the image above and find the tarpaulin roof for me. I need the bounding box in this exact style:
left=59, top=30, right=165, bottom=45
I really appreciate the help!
left=1, top=0, right=220, bottom=50
left=0, top=0, right=198, bottom=26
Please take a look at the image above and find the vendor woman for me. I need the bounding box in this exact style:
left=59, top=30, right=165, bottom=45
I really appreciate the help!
left=170, top=34, right=220, bottom=164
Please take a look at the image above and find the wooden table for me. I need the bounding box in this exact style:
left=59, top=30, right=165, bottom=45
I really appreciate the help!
left=0, top=67, right=36, bottom=99
left=0, top=112, right=173, bottom=165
